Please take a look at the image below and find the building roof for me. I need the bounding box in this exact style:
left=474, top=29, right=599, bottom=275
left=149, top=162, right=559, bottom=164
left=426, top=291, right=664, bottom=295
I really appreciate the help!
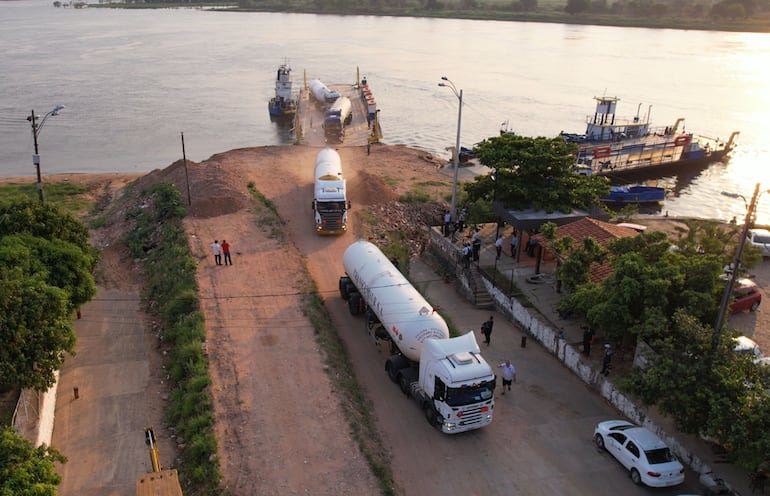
left=532, top=217, right=639, bottom=283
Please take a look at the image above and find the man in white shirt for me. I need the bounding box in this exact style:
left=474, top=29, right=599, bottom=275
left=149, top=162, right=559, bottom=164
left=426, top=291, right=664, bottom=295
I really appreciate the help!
left=498, top=359, right=516, bottom=395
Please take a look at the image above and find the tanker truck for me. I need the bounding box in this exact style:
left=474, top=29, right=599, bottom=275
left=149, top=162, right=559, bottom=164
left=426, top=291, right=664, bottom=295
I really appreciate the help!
left=339, top=240, right=495, bottom=433
left=312, top=148, right=349, bottom=235
left=323, top=96, right=353, bottom=144
left=308, top=78, right=340, bottom=108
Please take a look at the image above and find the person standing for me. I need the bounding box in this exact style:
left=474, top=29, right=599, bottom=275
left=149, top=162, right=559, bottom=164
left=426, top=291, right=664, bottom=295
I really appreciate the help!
left=471, top=228, right=481, bottom=261
left=498, top=359, right=517, bottom=394
left=481, top=315, right=494, bottom=346
left=462, top=242, right=472, bottom=268
left=443, top=210, right=452, bottom=237
left=211, top=240, right=222, bottom=265
left=495, top=235, right=503, bottom=260
left=510, top=233, right=519, bottom=259
left=601, top=345, right=613, bottom=376
left=222, top=239, right=232, bottom=266
left=582, top=326, right=595, bottom=356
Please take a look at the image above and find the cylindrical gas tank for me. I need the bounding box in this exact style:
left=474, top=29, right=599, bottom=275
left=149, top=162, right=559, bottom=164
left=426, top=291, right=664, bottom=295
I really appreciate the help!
left=309, top=78, right=331, bottom=103
left=343, top=240, right=449, bottom=362
left=315, top=148, right=342, bottom=180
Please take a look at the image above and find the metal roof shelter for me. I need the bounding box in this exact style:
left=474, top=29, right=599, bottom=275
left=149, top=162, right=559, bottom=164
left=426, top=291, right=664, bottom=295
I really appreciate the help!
left=492, top=202, right=589, bottom=233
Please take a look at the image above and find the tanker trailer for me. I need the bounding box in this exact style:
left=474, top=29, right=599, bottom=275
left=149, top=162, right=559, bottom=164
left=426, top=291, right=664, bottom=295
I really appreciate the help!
left=312, top=148, right=349, bottom=235
left=339, top=240, right=495, bottom=433
left=323, top=96, right=352, bottom=144
left=309, top=78, right=341, bottom=107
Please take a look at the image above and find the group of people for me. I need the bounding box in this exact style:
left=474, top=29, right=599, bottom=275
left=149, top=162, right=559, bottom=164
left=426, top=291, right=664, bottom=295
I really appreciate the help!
left=210, top=239, right=233, bottom=266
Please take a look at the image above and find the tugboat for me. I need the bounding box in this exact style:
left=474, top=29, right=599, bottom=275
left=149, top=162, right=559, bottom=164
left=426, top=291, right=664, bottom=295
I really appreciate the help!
left=268, top=62, right=297, bottom=120
left=561, top=96, right=739, bottom=178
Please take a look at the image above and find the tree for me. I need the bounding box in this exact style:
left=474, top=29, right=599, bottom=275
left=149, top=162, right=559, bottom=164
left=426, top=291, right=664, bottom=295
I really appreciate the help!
left=565, top=0, right=590, bottom=14
left=0, top=200, right=97, bottom=390
left=558, top=229, right=725, bottom=343
left=0, top=268, right=75, bottom=390
left=467, top=134, right=610, bottom=214
left=0, top=427, right=66, bottom=495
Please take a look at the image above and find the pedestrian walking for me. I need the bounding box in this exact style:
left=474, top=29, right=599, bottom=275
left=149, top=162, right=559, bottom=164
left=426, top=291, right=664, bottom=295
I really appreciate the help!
left=510, top=233, right=519, bottom=258
left=443, top=210, right=452, bottom=237
left=498, top=359, right=517, bottom=394
left=211, top=240, right=222, bottom=265
left=582, top=326, right=595, bottom=356
left=601, top=344, right=613, bottom=376
left=495, top=235, right=503, bottom=260
left=222, top=239, right=232, bottom=265
left=471, top=228, right=481, bottom=261
left=481, top=315, right=494, bottom=346
left=462, top=242, right=472, bottom=268
left=457, top=207, right=467, bottom=233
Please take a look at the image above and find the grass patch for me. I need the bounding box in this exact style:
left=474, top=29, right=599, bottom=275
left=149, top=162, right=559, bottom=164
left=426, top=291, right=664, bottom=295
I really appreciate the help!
left=0, top=182, right=91, bottom=214
left=247, top=181, right=285, bottom=240
left=399, top=190, right=432, bottom=204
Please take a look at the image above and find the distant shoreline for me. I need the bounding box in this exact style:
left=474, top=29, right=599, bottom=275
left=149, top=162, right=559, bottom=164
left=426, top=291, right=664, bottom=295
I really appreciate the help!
left=88, top=3, right=770, bottom=34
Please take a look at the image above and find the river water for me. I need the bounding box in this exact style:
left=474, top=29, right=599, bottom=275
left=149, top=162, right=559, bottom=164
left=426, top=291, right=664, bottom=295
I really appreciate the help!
left=1, top=1, right=769, bottom=222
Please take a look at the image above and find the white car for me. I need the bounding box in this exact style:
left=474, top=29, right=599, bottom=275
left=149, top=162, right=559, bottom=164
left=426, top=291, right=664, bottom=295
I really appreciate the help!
left=593, top=420, right=685, bottom=487
left=733, top=335, right=764, bottom=362
left=747, top=228, right=770, bottom=257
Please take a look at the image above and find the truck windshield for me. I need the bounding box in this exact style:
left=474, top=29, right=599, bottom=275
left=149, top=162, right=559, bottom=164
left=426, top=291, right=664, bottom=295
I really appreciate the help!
left=444, top=381, right=494, bottom=407
left=317, top=201, right=345, bottom=212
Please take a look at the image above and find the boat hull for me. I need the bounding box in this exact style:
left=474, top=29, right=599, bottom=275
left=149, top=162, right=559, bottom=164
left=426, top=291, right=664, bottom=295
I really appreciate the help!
left=600, top=186, right=666, bottom=205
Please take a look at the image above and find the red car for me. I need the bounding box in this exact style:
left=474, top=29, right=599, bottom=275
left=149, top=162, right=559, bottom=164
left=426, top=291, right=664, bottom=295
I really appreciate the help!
left=730, top=278, right=762, bottom=313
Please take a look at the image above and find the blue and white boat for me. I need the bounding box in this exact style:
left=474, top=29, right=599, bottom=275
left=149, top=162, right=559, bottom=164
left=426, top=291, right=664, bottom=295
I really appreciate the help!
left=600, top=185, right=666, bottom=205
left=268, top=62, right=297, bottom=120
left=563, top=96, right=739, bottom=177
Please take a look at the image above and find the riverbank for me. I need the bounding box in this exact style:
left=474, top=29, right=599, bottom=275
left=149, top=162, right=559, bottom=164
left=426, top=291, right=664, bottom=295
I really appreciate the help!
left=91, top=1, right=770, bottom=34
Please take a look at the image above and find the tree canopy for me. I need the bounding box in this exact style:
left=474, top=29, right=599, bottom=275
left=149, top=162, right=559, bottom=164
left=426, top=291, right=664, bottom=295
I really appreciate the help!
left=0, top=427, right=66, bottom=496
left=466, top=134, right=610, bottom=214
left=0, top=200, right=97, bottom=390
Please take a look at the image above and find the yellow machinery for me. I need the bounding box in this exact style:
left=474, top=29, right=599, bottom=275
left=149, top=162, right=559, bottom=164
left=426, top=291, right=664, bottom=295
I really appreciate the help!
left=135, top=427, right=183, bottom=496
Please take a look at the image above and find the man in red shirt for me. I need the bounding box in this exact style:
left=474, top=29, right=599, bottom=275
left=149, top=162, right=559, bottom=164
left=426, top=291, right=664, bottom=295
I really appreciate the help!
left=221, top=239, right=232, bottom=266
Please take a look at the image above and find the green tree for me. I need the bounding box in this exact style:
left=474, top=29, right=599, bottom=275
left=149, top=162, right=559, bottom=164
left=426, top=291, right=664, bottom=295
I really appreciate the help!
left=0, top=268, right=75, bottom=390
left=0, top=200, right=97, bottom=390
left=565, top=0, right=590, bottom=13
left=467, top=134, right=610, bottom=214
left=0, top=427, right=66, bottom=495
left=558, top=229, right=724, bottom=343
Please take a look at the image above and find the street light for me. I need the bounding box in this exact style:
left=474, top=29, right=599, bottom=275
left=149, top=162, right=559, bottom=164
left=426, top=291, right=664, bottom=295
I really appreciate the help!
left=438, top=76, right=462, bottom=223
left=714, top=183, right=766, bottom=338
left=27, top=104, right=65, bottom=203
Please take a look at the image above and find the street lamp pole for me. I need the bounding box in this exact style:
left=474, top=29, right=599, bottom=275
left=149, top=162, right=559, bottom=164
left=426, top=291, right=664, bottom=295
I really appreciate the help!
left=27, top=105, right=64, bottom=203
left=714, top=182, right=761, bottom=338
left=439, top=76, right=462, bottom=223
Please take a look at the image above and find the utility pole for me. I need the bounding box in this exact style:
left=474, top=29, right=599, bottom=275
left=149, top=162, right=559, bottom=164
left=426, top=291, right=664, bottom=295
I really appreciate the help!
left=714, top=182, right=761, bottom=340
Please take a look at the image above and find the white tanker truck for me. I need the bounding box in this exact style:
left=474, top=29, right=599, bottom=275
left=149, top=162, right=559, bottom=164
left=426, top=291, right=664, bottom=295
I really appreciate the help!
left=339, top=240, right=495, bottom=433
left=312, top=148, right=349, bottom=234
left=323, top=96, right=353, bottom=144
left=308, top=78, right=340, bottom=107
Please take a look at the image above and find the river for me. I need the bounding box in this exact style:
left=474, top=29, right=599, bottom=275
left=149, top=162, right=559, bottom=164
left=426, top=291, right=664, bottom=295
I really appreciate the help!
left=1, top=0, right=769, bottom=222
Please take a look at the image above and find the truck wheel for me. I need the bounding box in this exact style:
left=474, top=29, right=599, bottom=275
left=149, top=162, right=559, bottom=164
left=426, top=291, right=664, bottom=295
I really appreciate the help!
left=423, top=403, right=437, bottom=427
left=348, top=293, right=362, bottom=315
left=386, top=362, right=398, bottom=383
left=398, top=374, right=410, bottom=396
left=339, top=277, right=352, bottom=300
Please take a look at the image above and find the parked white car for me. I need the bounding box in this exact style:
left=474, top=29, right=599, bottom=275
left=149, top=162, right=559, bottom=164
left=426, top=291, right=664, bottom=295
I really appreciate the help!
left=593, top=420, right=685, bottom=487
left=733, top=335, right=764, bottom=362
left=747, top=228, right=770, bottom=257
